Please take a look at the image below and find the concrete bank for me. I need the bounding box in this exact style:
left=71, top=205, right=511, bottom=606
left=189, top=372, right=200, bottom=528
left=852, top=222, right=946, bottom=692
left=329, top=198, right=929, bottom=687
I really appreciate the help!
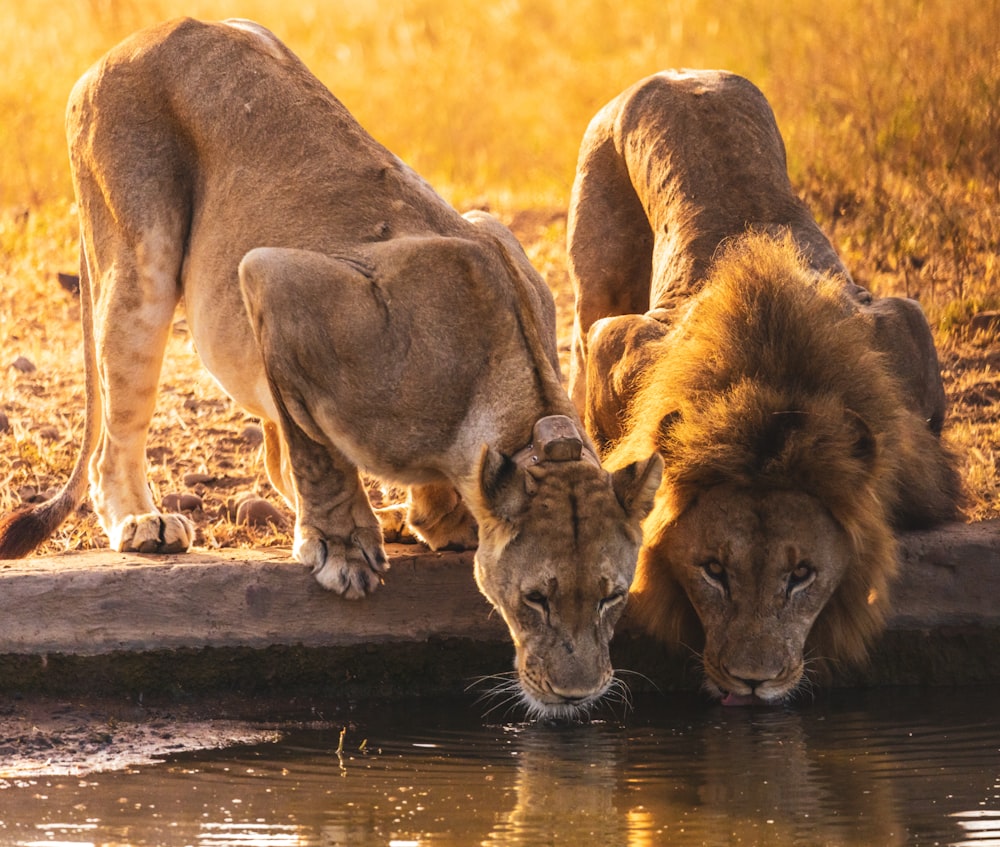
left=1, top=521, right=998, bottom=699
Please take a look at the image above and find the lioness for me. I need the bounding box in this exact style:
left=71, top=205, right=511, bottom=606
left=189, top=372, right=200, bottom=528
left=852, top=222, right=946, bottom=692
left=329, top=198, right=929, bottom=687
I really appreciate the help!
left=568, top=70, right=962, bottom=704
left=0, top=18, right=662, bottom=717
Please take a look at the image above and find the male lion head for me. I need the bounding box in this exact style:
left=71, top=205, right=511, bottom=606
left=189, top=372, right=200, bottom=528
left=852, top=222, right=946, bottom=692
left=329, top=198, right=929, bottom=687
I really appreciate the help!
left=471, top=420, right=662, bottom=718
left=636, top=484, right=877, bottom=704
left=606, top=236, right=959, bottom=704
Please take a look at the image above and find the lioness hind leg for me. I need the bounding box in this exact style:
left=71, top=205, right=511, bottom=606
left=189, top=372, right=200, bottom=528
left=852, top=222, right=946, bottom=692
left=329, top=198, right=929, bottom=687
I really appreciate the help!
left=83, top=216, right=195, bottom=555
left=405, top=482, right=478, bottom=550
left=274, top=408, right=389, bottom=599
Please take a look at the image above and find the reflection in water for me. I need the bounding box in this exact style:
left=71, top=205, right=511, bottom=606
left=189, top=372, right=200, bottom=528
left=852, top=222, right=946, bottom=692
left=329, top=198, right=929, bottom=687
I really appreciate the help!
left=951, top=811, right=1000, bottom=847
left=1, top=687, right=999, bottom=846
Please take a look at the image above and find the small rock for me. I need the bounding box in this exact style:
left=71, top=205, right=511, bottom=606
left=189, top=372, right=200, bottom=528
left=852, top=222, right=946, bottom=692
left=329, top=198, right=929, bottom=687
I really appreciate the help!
left=162, top=492, right=203, bottom=513
left=37, top=426, right=60, bottom=441
left=183, top=472, right=215, bottom=487
left=970, top=311, right=1000, bottom=336
left=57, top=272, right=80, bottom=296
left=236, top=497, right=285, bottom=529
left=11, top=356, right=36, bottom=373
left=239, top=424, right=264, bottom=446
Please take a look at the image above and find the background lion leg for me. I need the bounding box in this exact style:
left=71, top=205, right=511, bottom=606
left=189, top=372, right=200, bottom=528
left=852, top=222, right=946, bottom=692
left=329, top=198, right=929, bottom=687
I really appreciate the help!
left=584, top=314, right=670, bottom=454
left=865, top=296, right=948, bottom=435
left=405, top=481, right=478, bottom=550
left=83, top=215, right=194, bottom=555
left=567, top=130, right=653, bottom=415
left=273, top=402, right=388, bottom=599
left=261, top=420, right=295, bottom=506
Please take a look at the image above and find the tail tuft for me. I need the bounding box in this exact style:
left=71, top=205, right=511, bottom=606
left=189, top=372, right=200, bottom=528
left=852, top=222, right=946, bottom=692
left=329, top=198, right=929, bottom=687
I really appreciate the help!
left=0, top=501, right=68, bottom=559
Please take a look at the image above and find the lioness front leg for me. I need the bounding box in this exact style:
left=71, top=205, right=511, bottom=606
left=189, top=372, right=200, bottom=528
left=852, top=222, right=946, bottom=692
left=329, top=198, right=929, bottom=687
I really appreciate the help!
left=275, top=408, right=388, bottom=599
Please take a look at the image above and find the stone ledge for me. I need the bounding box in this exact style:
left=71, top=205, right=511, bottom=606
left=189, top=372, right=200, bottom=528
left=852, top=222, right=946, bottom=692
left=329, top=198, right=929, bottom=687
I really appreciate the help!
left=0, top=544, right=506, bottom=655
left=0, top=521, right=998, bottom=696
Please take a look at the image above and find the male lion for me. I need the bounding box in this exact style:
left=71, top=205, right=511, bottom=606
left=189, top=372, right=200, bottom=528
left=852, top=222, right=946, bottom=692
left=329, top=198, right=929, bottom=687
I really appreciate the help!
left=0, top=18, right=662, bottom=718
left=567, top=70, right=961, bottom=704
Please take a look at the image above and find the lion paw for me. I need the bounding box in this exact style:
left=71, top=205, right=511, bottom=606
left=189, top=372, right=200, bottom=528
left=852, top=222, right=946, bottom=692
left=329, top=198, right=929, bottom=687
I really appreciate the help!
left=405, top=485, right=479, bottom=551
left=409, top=507, right=478, bottom=551
left=375, top=504, right=420, bottom=544
left=113, top=513, right=195, bottom=554
left=296, top=525, right=389, bottom=599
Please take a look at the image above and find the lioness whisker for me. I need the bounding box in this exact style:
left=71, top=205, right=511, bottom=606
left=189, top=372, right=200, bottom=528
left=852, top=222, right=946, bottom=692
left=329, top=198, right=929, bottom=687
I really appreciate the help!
left=615, top=667, right=661, bottom=694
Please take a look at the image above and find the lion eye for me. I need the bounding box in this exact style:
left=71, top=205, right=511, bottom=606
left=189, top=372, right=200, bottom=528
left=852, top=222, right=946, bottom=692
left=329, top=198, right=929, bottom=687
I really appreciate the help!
left=701, top=559, right=728, bottom=593
left=523, top=590, right=549, bottom=613
left=787, top=561, right=815, bottom=596
left=599, top=589, right=627, bottom=614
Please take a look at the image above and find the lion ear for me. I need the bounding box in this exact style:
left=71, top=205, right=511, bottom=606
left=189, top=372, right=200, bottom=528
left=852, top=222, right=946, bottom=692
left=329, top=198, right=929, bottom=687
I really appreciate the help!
left=611, top=453, right=663, bottom=522
left=656, top=409, right=681, bottom=446
left=477, top=445, right=531, bottom=521
left=847, top=409, right=877, bottom=467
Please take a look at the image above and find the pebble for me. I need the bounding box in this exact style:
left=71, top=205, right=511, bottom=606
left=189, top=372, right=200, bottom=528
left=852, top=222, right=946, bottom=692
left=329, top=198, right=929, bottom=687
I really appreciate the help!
left=11, top=356, right=36, bottom=373
left=183, top=472, right=216, bottom=487
left=240, top=424, right=264, bottom=446
left=235, top=497, right=285, bottom=529
left=162, top=492, right=203, bottom=513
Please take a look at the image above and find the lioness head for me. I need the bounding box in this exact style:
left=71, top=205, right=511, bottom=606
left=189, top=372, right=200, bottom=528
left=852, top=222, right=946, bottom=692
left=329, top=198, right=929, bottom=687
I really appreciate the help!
left=472, top=432, right=661, bottom=719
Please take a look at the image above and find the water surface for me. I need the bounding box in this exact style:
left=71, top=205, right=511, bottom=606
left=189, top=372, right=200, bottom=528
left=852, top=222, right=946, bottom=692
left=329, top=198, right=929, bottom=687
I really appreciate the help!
left=3, top=687, right=1000, bottom=846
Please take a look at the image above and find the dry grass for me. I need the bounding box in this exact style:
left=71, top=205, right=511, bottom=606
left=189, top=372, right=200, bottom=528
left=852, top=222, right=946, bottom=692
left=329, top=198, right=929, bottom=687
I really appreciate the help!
left=1, top=0, right=998, bottom=555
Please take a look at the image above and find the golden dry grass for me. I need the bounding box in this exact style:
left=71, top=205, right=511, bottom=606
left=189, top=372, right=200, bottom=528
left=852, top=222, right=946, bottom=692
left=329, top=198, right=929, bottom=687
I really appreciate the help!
left=1, top=0, right=998, bottom=554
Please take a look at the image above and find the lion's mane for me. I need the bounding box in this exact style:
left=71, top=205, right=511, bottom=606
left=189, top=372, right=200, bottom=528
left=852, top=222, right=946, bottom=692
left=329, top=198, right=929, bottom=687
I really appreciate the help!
left=608, top=233, right=962, bottom=668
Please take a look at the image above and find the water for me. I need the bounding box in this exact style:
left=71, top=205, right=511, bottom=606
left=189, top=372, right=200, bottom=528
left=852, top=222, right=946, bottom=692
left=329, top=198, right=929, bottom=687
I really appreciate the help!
left=2, top=687, right=1000, bottom=846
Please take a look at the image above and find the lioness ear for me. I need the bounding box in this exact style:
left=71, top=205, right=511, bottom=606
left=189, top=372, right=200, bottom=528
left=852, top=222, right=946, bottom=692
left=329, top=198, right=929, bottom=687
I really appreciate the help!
left=477, top=445, right=530, bottom=521
left=611, top=453, right=663, bottom=522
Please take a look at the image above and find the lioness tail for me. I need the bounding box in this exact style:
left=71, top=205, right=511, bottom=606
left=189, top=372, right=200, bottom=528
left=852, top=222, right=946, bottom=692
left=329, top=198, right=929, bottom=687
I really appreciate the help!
left=0, top=242, right=100, bottom=559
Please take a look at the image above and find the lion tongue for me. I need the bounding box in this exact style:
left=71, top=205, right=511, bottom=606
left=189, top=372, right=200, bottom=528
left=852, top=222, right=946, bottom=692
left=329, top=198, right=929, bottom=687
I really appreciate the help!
left=721, top=691, right=763, bottom=707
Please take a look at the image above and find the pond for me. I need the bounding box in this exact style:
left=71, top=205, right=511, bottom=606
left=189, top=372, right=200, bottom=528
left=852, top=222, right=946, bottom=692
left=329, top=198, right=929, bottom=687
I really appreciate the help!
left=2, top=687, right=999, bottom=846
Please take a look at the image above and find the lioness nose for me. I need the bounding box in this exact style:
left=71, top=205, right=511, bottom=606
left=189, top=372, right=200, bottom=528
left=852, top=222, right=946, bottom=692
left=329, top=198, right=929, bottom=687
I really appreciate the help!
left=548, top=682, right=600, bottom=702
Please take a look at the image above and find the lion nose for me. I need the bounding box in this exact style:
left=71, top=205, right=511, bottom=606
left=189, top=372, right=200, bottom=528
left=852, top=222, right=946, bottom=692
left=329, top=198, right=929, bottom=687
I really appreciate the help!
left=734, top=676, right=769, bottom=692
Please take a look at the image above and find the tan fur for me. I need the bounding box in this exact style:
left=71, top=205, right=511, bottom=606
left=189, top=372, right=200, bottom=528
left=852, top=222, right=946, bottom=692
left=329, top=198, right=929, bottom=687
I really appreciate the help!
left=0, top=18, right=662, bottom=717
left=569, top=70, right=961, bottom=701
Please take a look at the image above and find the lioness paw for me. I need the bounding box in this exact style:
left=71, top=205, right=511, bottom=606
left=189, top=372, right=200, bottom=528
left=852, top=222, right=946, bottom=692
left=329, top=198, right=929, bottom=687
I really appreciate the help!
left=296, top=526, right=389, bottom=600
left=113, top=513, right=195, bottom=554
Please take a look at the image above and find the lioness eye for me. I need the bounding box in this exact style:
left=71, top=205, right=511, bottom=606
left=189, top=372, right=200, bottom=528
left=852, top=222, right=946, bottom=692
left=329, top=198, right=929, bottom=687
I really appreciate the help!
left=523, top=590, right=549, bottom=613
left=787, top=561, right=815, bottom=596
